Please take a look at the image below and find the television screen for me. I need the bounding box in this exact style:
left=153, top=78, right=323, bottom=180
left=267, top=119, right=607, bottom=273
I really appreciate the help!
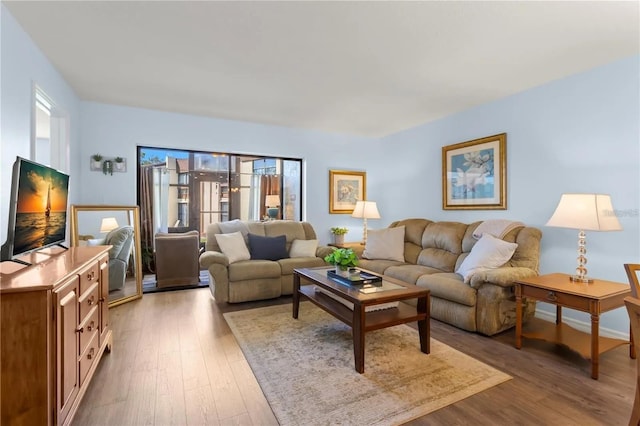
left=2, top=157, right=70, bottom=260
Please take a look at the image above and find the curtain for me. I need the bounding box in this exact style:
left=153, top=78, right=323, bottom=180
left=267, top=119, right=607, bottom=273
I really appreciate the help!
left=139, top=165, right=155, bottom=272
left=259, top=175, right=281, bottom=219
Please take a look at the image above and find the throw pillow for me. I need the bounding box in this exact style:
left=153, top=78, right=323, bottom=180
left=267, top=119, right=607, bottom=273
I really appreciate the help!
left=86, top=238, right=106, bottom=246
left=289, top=239, right=318, bottom=258
left=363, top=226, right=405, bottom=262
left=218, top=219, right=250, bottom=242
left=214, top=232, right=251, bottom=264
left=248, top=233, right=289, bottom=261
left=456, top=233, right=518, bottom=284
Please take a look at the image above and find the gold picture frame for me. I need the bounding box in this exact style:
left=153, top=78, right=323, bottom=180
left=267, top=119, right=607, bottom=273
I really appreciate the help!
left=329, top=170, right=366, bottom=214
left=442, top=133, right=507, bottom=210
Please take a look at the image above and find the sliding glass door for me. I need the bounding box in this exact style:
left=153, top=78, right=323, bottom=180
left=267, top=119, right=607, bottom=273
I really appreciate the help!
left=137, top=147, right=302, bottom=247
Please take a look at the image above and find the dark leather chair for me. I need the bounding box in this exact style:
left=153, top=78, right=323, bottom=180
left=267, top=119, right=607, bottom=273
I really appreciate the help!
left=154, top=230, right=200, bottom=288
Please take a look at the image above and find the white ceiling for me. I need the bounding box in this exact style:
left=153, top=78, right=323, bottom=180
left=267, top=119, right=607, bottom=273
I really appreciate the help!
left=4, top=1, right=639, bottom=137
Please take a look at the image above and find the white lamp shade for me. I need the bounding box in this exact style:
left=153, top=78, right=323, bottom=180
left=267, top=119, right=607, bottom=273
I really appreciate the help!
left=265, top=195, right=280, bottom=207
left=100, top=217, right=119, bottom=233
left=352, top=201, right=380, bottom=219
left=546, top=193, right=622, bottom=231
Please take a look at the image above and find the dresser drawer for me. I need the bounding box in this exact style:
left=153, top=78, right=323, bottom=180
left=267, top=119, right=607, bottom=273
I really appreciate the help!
left=79, top=307, right=99, bottom=356
left=521, top=285, right=590, bottom=311
left=79, top=330, right=99, bottom=386
left=79, top=261, right=100, bottom=295
left=79, top=282, right=99, bottom=319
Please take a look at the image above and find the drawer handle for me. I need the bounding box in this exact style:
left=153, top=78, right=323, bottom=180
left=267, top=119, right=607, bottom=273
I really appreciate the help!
left=546, top=291, right=558, bottom=302
left=76, top=326, right=84, bottom=333
left=87, top=347, right=95, bottom=360
left=87, top=296, right=95, bottom=306
left=87, top=321, right=95, bottom=332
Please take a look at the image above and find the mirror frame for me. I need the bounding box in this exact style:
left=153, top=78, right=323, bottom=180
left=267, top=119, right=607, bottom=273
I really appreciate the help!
left=70, top=204, right=143, bottom=307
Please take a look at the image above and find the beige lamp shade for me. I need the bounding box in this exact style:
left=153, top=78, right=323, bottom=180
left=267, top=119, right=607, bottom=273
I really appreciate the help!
left=546, top=193, right=622, bottom=231
left=546, top=193, right=621, bottom=284
left=100, top=217, right=119, bottom=233
left=351, top=201, right=380, bottom=245
left=265, top=195, right=280, bottom=207
left=351, top=201, right=381, bottom=219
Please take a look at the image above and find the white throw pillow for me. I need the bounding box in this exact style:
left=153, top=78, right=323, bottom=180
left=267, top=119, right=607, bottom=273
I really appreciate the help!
left=289, top=239, right=318, bottom=258
left=86, top=238, right=106, bottom=246
left=456, top=234, right=518, bottom=284
left=218, top=219, right=250, bottom=241
left=214, top=232, right=250, bottom=264
left=363, top=226, right=405, bottom=262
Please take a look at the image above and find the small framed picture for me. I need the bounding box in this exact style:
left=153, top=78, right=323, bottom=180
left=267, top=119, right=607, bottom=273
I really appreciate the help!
left=329, top=170, right=366, bottom=214
left=442, top=133, right=507, bottom=210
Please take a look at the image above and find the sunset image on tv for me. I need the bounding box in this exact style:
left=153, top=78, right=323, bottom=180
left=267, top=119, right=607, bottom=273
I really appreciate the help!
left=13, top=160, right=69, bottom=255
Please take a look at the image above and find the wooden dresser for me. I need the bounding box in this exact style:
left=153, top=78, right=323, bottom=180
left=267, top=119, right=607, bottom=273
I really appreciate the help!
left=0, top=246, right=113, bottom=425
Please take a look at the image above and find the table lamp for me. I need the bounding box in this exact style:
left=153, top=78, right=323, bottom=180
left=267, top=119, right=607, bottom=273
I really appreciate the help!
left=265, top=195, right=280, bottom=219
left=545, top=193, right=622, bottom=283
left=100, top=217, right=119, bottom=233
left=351, top=200, right=380, bottom=245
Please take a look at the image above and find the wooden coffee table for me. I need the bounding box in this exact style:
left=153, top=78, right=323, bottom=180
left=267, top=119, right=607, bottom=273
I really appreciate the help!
left=293, top=267, right=430, bottom=373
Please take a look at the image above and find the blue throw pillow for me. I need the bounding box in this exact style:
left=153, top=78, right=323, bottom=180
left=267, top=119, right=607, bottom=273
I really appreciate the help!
left=248, top=233, right=289, bottom=261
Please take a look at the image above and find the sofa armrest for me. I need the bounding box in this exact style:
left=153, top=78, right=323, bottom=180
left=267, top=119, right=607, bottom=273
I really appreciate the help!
left=349, top=244, right=365, bottom=258
left=469, top=266, right=538, bottom=289
left=316, top=245, right=335, bottom=260
left=108, top=258, right=127, bottom=290
left=199, top=251, right=229, bottom=268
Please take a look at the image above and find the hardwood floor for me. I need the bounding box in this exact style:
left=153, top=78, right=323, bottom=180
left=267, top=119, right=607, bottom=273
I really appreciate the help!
left=73, top=287, right=636, bottom=425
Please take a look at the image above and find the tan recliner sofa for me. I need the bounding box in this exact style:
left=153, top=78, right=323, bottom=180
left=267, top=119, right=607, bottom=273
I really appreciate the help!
left=199, top=220, right=333, bottom=303
left=355, top=218, right=542, bottom=336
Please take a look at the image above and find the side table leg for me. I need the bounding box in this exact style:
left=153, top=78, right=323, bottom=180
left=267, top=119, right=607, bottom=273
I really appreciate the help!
left=515, top=284, right=522, bottom=349
left=353, top=305, right=365, bottom=373
left=292, top=273, right=300, bottom=319
left=590, top=312, right=600, bottom=380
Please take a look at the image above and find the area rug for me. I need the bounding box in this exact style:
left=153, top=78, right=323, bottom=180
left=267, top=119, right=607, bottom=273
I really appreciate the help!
left=224, top=302, right=511, bottom=425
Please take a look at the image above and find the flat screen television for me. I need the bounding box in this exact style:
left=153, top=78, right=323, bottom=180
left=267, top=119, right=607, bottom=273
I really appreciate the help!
left=1, top=156, right=70, bottom=263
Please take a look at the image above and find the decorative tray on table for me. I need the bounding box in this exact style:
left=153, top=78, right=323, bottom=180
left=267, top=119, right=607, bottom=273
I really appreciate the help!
left=327, top=269, right=382, bottom=286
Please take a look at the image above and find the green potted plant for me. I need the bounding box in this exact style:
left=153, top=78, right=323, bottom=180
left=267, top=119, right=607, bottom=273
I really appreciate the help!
left=114, top=156, right=125, bottom=171
left=330, top=226, right=349, bottom=246
left=102, top=159, right=113, bottom=175
left=91, top=153, right=103, bottom=169
left=324, top=248, right=358, bottom=276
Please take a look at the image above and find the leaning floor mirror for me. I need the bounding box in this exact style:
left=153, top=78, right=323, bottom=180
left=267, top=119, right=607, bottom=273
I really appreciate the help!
left=70, top=205, right=143, bottom=307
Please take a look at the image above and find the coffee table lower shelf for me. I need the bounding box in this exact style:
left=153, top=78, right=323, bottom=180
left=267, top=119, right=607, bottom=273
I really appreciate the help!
left=300, top=285, right=426, bottom=331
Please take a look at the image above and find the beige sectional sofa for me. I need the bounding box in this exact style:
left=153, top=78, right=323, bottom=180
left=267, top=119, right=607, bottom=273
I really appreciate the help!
left=355, top=218, right=542, bottom=336
left=199, top=220, right=333, bottom=303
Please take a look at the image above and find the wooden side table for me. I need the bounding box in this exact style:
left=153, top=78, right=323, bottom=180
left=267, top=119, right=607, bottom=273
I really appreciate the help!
left=328, top=242, right=363, bottom=249
left=515, top=273, right=633, bottom=379
left=329, top=242, right=365, bottom=258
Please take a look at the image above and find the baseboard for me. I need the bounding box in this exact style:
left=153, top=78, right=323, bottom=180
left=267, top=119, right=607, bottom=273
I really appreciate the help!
left=535, top=308, right=630, bottom=340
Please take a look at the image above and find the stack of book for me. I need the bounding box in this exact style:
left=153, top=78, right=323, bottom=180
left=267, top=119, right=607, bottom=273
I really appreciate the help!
left=327, top=269, right=382, bottom=286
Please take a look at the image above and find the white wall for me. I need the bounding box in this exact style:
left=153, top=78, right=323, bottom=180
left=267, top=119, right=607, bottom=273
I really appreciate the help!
left=0, top=4, right=81, bottom=244
left=379, top=55, right=640, bottom=334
